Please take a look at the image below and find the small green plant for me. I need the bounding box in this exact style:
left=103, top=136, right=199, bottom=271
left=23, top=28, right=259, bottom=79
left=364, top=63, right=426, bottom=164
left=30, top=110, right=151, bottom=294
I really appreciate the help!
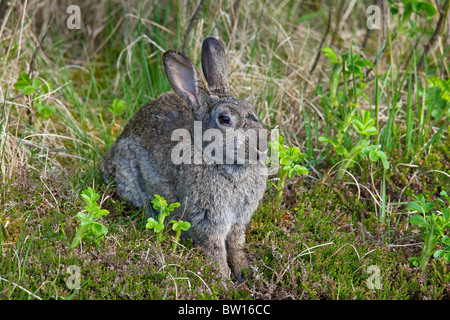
left=14, top=72, right=42, bottom=95
left=268, top=135, right=308, bottom=206
left=170, top=220, right=191, bottom=251
left=70, top=187, right=110, bottom=248
left=424, top=76, right=450, bottom=116
left=407, top=191, right=450, bottom=270
left=433, top=235, right=450, bottom=262
left=389, top=0, right=437, bottom=27
left=146, top=195, right=180, bottom=241
left=318, top=47, right=389, bottom=179
left=146, top=195, right=190, bottom=250
left=108, top=98, right=127, bottom=116
left=319, top=109, right=389, bottom=179
left=319, top=47, right=373, bottom=127
left=14, top=72, right=55, bottom=119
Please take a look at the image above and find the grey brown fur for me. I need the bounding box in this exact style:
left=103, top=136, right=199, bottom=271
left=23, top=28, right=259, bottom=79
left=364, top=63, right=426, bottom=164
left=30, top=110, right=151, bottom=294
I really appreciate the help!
left=100, top=37, right=267, bottom=282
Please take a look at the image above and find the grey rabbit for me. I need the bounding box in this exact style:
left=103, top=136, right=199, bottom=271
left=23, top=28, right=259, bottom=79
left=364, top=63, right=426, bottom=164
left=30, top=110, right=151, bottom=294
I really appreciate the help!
left=100, top=37, right=267, bottom=282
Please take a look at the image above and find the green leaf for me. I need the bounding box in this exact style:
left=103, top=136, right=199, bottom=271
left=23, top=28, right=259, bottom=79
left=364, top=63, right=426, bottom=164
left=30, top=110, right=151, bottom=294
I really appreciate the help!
left=70, top=225, right=88, bottom=248
left=408, top=257, right=419, bottom=266
left=153, top=222, right=164, bottom=233
left=296, top=165, right=308, bottom=175
left=351, top=119, right=364, bottom=133
left=443, top=252, right=450, bottom=262
left=93, top=209, right=110, bottom=218
left=146, top=217, right=158, bottom=229
left=335, top=145, right=347, bottom=155
left=71, top=187, right=110, bottom=248
left=146, top=217, right=164, bottom=233
left=442, top=208, right=449, bottom=223
left=91, top=222, right=107, bottom=236
left=423, top=202, right=435, bottom=213
left=41, top=82, right=52, bottom=94
left=364, top=126, right=378, bottom=136
left=180, top=221, right=191, bottom=231
left=380, top=155, right=390, bottom=170
left=108, top=98, right=127, bottom=115
left=369, top=150, right=379, bottom=162
left=152, top=194, right=168, bottom=211
left=329, top=139, right=340, bottom=148
left=368, top=149, right=390, bottom=170
left=80, top=218, right=94, bottom=226
left=361, top=145, right=377, bottom=154
left=322, top=47, right=339, bottom=64
left=81, top=187, right=100, bottom=204
left=36, top=103, right=55, bottom=119
left=77, top=212, right=89, bottom=221
left=318, top=136, right=339, bottom=146
left=441, top=235, right=450, bottom=245
left=355, top=57, right=374, bottom=69
left=168, top=202, right=181, bottom=211
left=288, top=168, right=296, bottom=178
left=85, top=204, right=100, bottom=214
left=412, top=194, right=426, bottom=207
left=161, top=208, right=171, bottom=217
left=14, top=73, right=32, bottom=90
left=171, top=220, right=191, bottom=231
left=421, top=2, right=437, bottom=19
left=410, top=214, right=428, bottom=228
left=361, top=110, right=371, bottom=125
left=13, top=73, right=45, bottom=96
left=22, top=86, right=36, bottom=95
left=407, top=202, right=425, bottom=213
left=32, top=78, right=41, bottom=90
left=170, top=220, right=181, bottom=231
left=433, top=250, right=444, bottom=259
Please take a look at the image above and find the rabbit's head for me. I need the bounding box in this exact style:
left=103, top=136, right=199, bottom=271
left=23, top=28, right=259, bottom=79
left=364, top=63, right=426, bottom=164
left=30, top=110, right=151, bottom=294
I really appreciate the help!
left=163, top=37, right=266, bottom=165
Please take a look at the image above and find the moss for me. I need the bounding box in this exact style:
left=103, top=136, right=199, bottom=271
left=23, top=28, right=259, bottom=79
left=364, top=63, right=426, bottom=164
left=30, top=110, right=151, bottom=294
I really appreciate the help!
left=1, top=172, right=448, bottom=300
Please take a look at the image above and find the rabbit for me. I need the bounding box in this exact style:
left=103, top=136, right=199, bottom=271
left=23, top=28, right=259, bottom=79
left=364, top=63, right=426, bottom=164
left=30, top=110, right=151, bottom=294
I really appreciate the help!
left=100, top=37, right=267, bottom=282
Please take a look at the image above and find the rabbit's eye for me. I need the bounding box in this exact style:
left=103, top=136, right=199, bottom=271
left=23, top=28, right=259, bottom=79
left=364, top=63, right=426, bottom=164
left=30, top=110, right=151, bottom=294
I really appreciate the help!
left=218, top=114, right=231, bottom=125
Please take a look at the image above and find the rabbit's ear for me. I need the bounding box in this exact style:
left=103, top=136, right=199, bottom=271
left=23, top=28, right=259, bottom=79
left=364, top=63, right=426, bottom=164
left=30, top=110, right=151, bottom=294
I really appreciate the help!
left=201, top=37, right=230, bottom=96
left=163, top=50, right=210, bottom=116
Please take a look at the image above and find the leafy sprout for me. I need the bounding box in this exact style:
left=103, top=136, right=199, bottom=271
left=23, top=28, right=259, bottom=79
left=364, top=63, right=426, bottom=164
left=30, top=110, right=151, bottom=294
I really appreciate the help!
left=14, top=72, right=54, bottom=119
left=407, top=191, right=450, bottom=269
left=145, top=194, right=188, bottom=247
left=70, top=187, right=110, bottom=249
left=268, top=135, right=308, bottom=206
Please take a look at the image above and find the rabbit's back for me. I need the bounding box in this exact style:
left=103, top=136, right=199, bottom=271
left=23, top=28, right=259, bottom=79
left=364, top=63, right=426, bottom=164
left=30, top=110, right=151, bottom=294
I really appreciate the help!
left=101, top=93, right=191, bottom=209
left=120, top=93, right=192, bottom=149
